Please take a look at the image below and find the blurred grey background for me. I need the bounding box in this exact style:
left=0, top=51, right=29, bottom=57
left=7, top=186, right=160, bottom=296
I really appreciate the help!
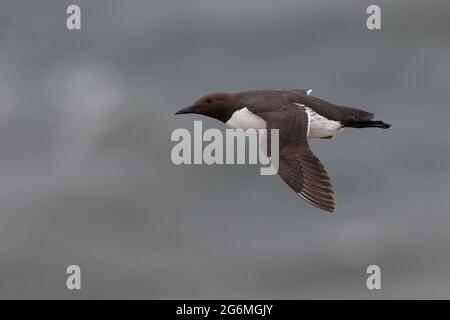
left=0, top=0, right=449, bottom=299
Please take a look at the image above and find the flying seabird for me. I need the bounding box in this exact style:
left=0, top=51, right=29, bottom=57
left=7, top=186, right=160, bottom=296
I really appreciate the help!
left=175, top=89, right=390, bottom=213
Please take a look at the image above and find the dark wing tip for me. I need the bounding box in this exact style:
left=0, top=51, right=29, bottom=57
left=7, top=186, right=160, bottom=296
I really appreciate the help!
left=278, top=145, right=337, bottom=214
left=298, top=192, right=336, bottom=213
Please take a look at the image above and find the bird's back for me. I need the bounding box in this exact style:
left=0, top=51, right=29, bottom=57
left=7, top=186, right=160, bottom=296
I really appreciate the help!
left=235, top=89, right=374, bottom=123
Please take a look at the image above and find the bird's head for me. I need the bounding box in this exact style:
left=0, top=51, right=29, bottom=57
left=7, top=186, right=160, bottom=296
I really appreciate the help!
left=175, top=92, right=235, bottom=123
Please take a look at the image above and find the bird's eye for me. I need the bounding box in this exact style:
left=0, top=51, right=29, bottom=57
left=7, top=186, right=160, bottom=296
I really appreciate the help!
left=205, top=98, right=213, bottom=104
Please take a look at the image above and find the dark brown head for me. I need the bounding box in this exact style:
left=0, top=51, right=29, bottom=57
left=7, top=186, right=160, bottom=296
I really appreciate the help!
left=175, top=92, right=236, bottom=123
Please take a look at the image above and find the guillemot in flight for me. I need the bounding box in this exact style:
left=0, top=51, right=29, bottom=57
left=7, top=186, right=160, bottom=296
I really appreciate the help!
left=175, top=89, right=390, bottom=213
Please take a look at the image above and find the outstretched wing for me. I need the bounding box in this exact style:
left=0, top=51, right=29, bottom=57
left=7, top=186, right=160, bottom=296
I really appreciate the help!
left=252, top=104, right=336, bottom=213
left=278, top=145, right=336, bottom=213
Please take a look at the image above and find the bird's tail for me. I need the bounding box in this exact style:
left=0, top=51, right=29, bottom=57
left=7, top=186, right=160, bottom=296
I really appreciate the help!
left=343, top=120, right=391, bottom=129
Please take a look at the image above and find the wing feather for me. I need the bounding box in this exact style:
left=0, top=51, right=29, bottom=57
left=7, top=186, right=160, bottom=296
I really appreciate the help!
left=253, top=104, right=336, bottom=213
left=278, top=145, right=336, bottom=213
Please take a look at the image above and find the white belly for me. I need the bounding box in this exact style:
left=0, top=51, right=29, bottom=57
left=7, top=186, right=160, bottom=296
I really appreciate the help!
left=304, top=106, right=343, bottom=138
left=226, top=107, right=267, bottom=130
left=227, top=105, right=343, bottom=139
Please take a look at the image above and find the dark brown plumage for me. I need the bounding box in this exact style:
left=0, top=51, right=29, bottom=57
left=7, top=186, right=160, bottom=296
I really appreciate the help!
left=175, top=89, right=391, bottom=213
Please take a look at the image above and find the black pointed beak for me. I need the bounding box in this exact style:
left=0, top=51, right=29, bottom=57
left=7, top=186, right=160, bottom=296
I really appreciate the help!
left=175, top=105, right=196, bottom=115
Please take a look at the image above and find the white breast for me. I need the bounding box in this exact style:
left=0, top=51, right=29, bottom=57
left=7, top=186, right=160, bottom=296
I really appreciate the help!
left=226, top=107, right=266, bottom=130
left=294, top=104, right=343, bottom=139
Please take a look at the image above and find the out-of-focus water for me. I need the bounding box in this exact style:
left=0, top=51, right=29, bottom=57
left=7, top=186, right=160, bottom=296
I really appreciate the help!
left=0, top=0, right=449, bottom=298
